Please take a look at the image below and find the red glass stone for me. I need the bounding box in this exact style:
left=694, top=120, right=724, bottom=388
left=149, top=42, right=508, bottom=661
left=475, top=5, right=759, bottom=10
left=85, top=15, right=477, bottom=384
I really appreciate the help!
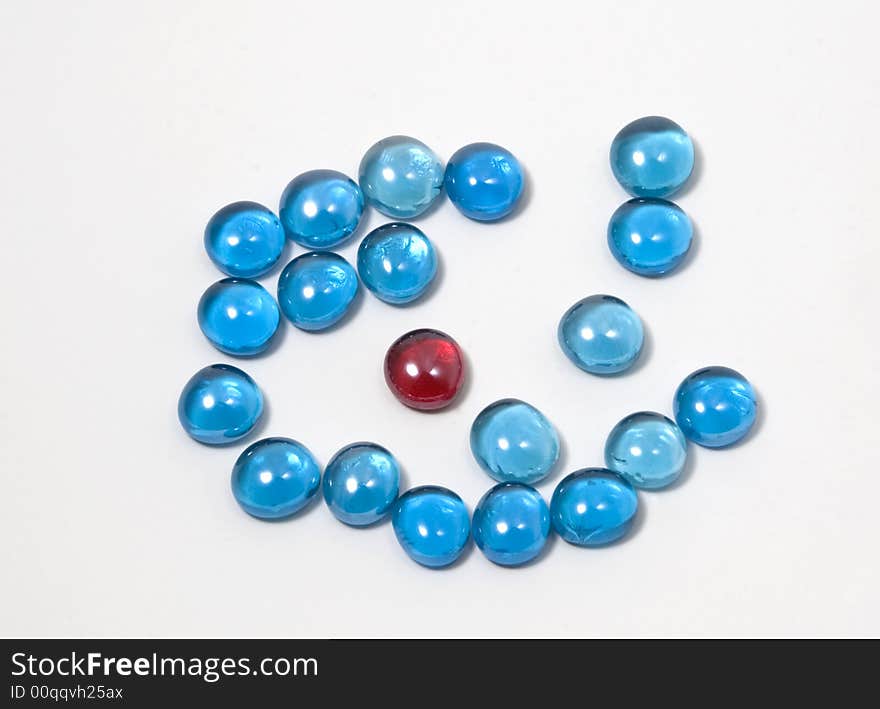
left=384, top=329, right=466, bottom=411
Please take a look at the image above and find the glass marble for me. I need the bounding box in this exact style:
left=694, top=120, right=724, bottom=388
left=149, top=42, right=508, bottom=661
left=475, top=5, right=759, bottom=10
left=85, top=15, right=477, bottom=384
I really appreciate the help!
left=177, top=364, right=263, bottom=445
left=470, top=399, right=559, bottom=485
left=392, top=486, right=470, bottom=568
left=608, top=198, right=693, bottom=276
left=605, top=411, right=688, bottom=489
left=197, top=278, right=280, bottom=356
left=472, top=483, right=550, bottom=567
left=231, top=437, right=320, bottom=519
left=279, top=169, right=364, bottom=249
left=558, top=294, right=644, bottom=375
left=384, top=329, right=465, bottom=411
left=674, top=366, right=757, bottom=448
left=550, top=468, right=639, bottom=546
left=276, top=251, right=359, bottom=331
left=444, top=142, right=524, bottom=221
left=204, top=201, right=286, bottom=278
left=358, top=136, right=444, bottom=218
left=357, top=223, right=437, bottom=304
left=322, top=442, right=400, bottom=526
left=610, top=116, right=695, bottom=198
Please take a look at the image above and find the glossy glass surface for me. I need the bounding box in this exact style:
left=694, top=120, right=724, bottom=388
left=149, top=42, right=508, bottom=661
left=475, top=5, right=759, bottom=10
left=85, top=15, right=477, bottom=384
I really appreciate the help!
left=357, top=222, right=437, bottom=304
left=279, top=169, right=364, bottom=249
left=558, top=294, right=644, bottom=374
left=322, top=442, right=400, bottom=526
left=472, top=483, right=550, bottom=567
left=276, top=251, right=359, bottom=331
left=605, top=411, right=688, bottom=489
left=444, top=142, right=524, bottom=221
left=204, top=201, right=286, bottom=278
left=550, top=468, right=639, bottom=546
left=177, top=364, right=263, bottom=445
left=231, top=437, right=320, bottom=519
left=610, top=116, right=694, bottom=198
left=470, top=399, right=559, bottom=484
left=197, top=278, right=280, bottom=356
left=674, top=366, right=757, bottom=448
left=392, top=486, right=470, bottom=568
left=608, top=198, right=693, bottom=276
left=358, top=136, right=444, bottom=218
left=384, top=329, right=465, bottom=411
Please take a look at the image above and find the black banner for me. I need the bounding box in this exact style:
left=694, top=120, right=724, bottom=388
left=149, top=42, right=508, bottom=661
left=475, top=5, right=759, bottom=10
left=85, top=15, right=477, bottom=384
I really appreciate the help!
left=1, top=639, right=873, bottom=705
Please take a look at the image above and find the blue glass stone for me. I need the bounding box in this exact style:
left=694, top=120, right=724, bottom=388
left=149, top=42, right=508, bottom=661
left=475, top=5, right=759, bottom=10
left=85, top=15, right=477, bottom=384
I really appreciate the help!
left=605, top=412, right=688, bottom=489
left=550, top=468, right=639, bottom=546
left=472, top=483, right=550, bottom=567
left=357, top=222, right=437, bottom=305
left=177, top=364, right=263, bottom=445
left=674, top=366, right=757, bottom=448
left=610, top=116, right=695, bottom=198
left=322, top=442, right=400, bottom=526
left=470, top=399, right=560, bottom=485
left=279, top=169, right=364, bottom=249
left=392, top=486, right=470, bottom=568
left=197, top=278, right=280, bottom=356
left=276, top=251, right=359, bottom=331
left=608, top=198, right=693, bottom=276
left=444, top=142, right=524, bottom=221
left=231, top=437, right=320, bottom=519
left=358, top=136, right=444, bottom=218
left=558, top=295, right=644, bottom=375
left=204, top=201, right=286, bottom=278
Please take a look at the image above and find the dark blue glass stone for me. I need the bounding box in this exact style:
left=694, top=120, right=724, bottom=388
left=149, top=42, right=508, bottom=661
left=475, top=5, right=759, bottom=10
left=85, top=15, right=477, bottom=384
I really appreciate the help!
left=197, top=278, right=280, bottom=356
left=231, top=437, right=321, bottom=519
left=444, top=142, right=524, bottom=221
left=550, top=468, right=639, bottom=546
left=279, top=169, right=364, bottom=249
left=177, top=364, right=263, bottom=445
left=392, top=486, right=470, bottom=568
left=204, top=201, right=286, bottom=278
left=322, top=442, right=400, bottom=526
left=674, top=366, right=757, bottom=448
left=276, top=251, right=359, bottom=331
left=472, top=483, right=550, bottom=567
left=608, top=198, right=693, bottom=276
left=357, top=222, right=437, bottom=304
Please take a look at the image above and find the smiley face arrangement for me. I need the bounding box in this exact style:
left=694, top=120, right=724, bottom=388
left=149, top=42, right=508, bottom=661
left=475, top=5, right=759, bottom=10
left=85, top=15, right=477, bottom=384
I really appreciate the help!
left=179, top=122, right=759, bottom=569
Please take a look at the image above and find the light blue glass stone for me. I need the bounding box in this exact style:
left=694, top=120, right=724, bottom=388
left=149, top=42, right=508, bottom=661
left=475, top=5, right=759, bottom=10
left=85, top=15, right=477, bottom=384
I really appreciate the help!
left=177, top=364, right=263, bottom=445
left=322, top=442, right=400, bottom=526
left=357, top=223, right=437, bottom=305
left=558, top=294, right=644, bottom=374
left=197, top=278, right=280, bottom=356
left=605, top=412, right=688, bottom=489
left=610, top=116, right=694, bottom=198
left=550, top=468, right=639, bottom=546
left=279, top=169, right=364, bottom=249
left=392, top=486, right=470, bottom=568
left=358, top=136, right=444, bottom=218
left=231, top=437, right=320, bottom=519
left=276, top=251, right=359, bottom=331
left=674, top=366, right=757, bottom=448
left=444, top=142, right=524, bottom=221
left=204, top=201, right=286, bottom=278
left=608, top=198, right=693, bottom=276
left=472, top=483, right=550, bottom=567
left=470, top=399, right=560, bottom=485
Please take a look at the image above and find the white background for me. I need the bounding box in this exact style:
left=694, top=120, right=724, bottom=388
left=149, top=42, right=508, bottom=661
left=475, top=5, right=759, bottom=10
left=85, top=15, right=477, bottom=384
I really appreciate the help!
left=1, top=0, right=878, bottom=638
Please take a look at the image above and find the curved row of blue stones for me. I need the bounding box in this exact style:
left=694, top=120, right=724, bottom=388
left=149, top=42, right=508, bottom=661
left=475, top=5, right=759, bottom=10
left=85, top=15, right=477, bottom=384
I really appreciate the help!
left=178, top=363, right=757, bottom=568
